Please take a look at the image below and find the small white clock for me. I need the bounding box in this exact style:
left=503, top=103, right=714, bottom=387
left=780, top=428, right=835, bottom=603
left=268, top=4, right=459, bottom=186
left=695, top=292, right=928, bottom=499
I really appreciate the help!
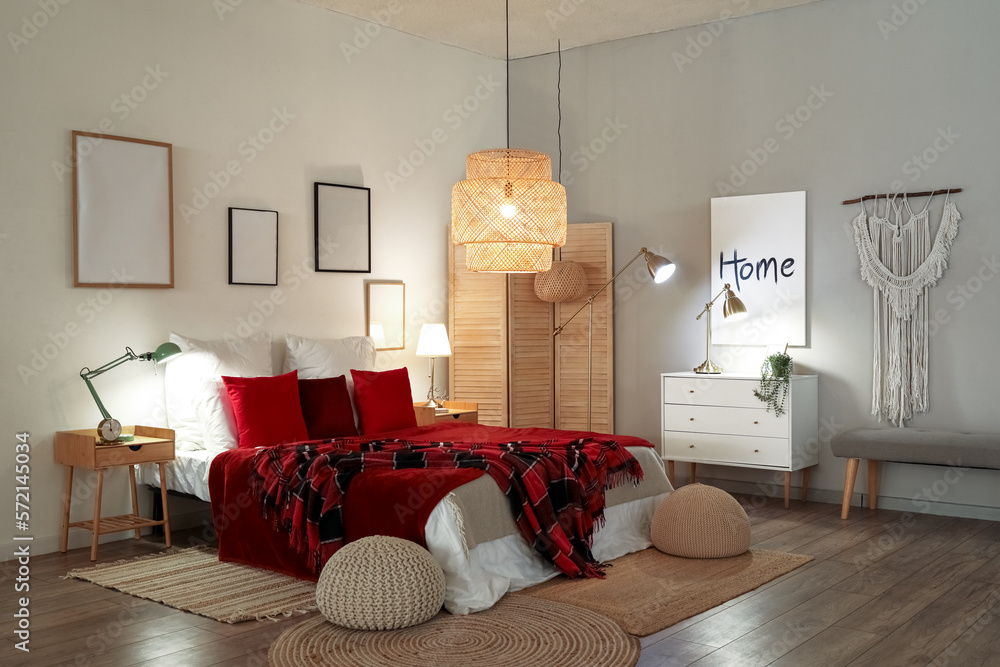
left=98, top=417, right=122, bottom=443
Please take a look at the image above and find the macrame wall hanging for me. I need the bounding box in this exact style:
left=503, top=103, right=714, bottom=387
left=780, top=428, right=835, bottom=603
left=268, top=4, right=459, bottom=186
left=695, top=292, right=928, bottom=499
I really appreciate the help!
left=843, top=188, right=963, bottom=425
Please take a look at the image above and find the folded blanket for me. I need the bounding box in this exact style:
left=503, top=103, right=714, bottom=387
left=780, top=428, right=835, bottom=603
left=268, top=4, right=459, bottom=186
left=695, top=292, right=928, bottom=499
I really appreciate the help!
left=250, top=437, right=643, bottom=579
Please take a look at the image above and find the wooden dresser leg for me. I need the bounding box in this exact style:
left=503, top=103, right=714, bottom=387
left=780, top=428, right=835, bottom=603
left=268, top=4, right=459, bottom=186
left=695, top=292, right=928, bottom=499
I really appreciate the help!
left=841, top=458, right=860, bottom=520
left=91, top=469, right=104, bottom=561
left=667, top=460, right=675, bottom=487
left=783, top=471, right=791, bottom=509
left=690, top=462, right=697, bottom=485
left=60, top=466, right=73, bottom=553
left=867, top=459, right=880, bottom=511
left=128, top=465, right=141, bottom=540
left=801, top=466, right=812, bottom=503
left=159, top=462, right=171, bottom=548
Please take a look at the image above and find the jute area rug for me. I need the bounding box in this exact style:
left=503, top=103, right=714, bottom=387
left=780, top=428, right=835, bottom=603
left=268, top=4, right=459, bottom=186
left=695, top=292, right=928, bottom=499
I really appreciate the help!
left=268, top=595, right=640, bottom=667
left=67, top=546, right=317, bottom=623
left=516, top=547, right=812, bottom=636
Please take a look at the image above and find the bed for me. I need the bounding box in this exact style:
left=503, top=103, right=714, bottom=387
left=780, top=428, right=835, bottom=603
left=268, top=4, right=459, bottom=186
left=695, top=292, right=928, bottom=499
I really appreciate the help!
left=138, top=332, right=674, bottom=614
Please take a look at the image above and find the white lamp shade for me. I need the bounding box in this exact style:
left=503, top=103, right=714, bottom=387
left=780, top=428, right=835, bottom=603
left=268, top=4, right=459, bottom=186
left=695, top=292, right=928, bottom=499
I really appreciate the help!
left=416, top=323, right=452, bottom=357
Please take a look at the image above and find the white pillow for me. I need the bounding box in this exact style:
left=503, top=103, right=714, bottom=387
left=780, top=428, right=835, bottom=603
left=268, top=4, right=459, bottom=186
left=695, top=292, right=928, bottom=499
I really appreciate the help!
left=164, top=331, right=272, bottom=448
left=283, top=335, right=377, bottom=426
left=282, top=334, right=376, bottom=383
left=193, top=378, right=238, bottom=454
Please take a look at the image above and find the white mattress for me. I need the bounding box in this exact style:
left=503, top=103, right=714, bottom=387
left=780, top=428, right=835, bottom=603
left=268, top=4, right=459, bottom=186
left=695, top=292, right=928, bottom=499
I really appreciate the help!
left=139, top=445, right=673, bottom=614
left=137, top=442, right=214, bottom=501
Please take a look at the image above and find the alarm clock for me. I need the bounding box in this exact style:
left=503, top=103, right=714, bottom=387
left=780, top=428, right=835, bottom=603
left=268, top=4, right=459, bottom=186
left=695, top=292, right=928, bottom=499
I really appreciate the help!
left=98, top=417, right=122, bottom=443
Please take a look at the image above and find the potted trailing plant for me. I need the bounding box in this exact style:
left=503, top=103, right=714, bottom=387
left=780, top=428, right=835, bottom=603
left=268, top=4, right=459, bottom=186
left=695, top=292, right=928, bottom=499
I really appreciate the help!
left=754, top=352, right=793, bottom=416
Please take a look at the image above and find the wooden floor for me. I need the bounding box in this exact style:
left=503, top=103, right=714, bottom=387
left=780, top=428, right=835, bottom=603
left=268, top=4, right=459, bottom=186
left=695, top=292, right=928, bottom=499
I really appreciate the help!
left=4, top=497, right=1000, bottom=667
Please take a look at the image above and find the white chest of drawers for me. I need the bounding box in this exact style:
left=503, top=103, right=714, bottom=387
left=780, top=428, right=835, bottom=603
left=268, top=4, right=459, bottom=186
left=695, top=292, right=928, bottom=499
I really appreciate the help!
left=661, top=372, right=818, bottom=508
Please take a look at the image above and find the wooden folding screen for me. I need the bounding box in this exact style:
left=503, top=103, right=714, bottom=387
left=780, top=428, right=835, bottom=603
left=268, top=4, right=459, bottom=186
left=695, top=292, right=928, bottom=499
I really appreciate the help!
left=449, top=223, right=613, bottom=430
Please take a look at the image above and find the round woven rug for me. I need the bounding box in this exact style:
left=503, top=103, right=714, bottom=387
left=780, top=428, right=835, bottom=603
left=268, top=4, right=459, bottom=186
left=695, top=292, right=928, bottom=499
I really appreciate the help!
left=268, top=595, right=639, bottom=667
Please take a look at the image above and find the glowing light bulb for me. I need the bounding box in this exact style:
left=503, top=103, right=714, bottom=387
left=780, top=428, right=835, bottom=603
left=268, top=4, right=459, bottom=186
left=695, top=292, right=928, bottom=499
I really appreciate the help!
left=500, top=200, right=518, bottom=218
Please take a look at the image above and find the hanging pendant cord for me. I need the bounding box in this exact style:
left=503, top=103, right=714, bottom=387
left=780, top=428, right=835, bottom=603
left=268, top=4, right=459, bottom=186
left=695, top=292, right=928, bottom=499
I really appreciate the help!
left=557, top=39, right=562, bottom=183
left=505, top=0, right=510, bottom=150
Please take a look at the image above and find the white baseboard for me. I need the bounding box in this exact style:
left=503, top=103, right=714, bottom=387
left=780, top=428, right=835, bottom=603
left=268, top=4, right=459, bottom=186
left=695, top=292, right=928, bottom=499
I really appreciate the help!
left=695, top=476, right=1000, bottom=522
left=0, top=508, right=214, bottom=562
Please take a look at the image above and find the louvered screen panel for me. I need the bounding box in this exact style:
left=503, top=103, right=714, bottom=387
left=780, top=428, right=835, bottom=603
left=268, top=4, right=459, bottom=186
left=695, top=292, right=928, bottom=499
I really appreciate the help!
left=554, top=223, right=613, bottom=433
left=449, top=241, right=508, bottom=426
left=507, top=273, right=554, bottom=428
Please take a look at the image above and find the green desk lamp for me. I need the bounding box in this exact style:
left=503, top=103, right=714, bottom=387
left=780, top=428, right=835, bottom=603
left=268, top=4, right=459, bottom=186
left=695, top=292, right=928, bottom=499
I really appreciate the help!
left=80, top=342, right=182, bottom=443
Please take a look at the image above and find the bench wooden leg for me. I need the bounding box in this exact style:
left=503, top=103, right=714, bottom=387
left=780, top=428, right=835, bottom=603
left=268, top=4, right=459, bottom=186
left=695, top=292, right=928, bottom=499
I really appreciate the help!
left=868, top=459, right=880, bottom=511
left=667, top=460, right=675, bottom=487
left=801, top=466, right=812, bottom=503
left=690, top=462, right=697, bottom=485
left=841, top=458, right=860, bottom=519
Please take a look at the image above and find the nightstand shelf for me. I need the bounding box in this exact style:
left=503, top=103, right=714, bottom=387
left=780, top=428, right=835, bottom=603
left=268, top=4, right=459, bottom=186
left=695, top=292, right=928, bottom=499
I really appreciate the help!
left=413, top=401, right=478, bottom=426
left=55, top=425, right=174, bottom=561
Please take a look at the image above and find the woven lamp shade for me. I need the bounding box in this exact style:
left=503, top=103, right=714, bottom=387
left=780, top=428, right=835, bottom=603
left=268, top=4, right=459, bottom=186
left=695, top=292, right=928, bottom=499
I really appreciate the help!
left=452, top=149, right=567, bottom=273
left=651, top=484, right=751, bottom=558
left=534, top=260, right=588, bottom=303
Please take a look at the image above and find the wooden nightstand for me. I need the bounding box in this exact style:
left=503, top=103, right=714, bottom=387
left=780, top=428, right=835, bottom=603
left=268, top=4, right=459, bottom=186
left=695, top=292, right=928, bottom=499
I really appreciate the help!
left=54, top=426, right=174, bottom=561
left=413, top=401, right=478, bottom=427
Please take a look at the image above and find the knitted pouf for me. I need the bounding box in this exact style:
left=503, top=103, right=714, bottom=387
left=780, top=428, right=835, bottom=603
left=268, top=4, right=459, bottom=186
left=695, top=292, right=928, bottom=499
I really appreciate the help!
left=651, top=484, right=751, bottom=558
left=316, top=536, right=446, bottom=631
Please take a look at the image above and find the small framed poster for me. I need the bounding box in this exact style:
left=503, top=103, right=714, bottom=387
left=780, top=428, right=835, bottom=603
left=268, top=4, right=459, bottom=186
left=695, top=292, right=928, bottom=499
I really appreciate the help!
left=315, top=182, right=370, bottom=273
left=73, top=131, right=173, bottom=288
left=229, top=207, right=278, bottom=286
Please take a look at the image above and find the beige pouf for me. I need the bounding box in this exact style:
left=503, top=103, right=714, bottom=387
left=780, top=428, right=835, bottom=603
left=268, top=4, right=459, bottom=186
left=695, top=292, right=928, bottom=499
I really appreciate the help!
left=316, top=536, right=446, bottom=630
left=651, top=483, right=751, bottom=558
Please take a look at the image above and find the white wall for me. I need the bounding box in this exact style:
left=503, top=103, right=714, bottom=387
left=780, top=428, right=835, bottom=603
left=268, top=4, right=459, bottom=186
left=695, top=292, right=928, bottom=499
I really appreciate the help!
left=511, top=0, right=1000, bottom=516
left=0, top=0, right=505, bottom=556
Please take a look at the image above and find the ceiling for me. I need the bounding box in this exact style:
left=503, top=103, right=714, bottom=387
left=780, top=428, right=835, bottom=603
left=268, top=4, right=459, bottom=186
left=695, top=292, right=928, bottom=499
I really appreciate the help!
left=297, top=0, right=822, bottom=60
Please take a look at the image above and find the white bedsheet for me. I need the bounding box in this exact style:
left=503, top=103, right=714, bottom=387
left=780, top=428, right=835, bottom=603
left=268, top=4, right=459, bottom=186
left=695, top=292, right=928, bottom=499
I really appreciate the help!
left=137, top=442, right=214, bottom=501
left=427, top=491, right=669, bottom=615
left=139, top=445, right=672, bottom=615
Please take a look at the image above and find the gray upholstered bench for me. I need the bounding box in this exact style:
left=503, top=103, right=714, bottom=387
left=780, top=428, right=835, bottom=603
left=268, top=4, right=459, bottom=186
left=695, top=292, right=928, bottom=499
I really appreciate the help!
left=831, top=428, right=1000, bottom=519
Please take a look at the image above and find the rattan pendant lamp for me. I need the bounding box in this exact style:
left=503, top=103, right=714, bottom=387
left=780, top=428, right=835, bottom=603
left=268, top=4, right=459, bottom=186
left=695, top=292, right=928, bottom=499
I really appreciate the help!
left=451, top=0, right=567, bottom=273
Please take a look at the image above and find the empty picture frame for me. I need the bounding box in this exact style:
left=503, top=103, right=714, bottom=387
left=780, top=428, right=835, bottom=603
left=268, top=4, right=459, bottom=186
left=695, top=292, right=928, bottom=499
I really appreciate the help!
left=315, top=182, right=370, bottom=273
left=366, top=281, right=405, bottom=351
left=72, top=131, right=173, bottom=288
left=229, top=207, right=278, bottom=286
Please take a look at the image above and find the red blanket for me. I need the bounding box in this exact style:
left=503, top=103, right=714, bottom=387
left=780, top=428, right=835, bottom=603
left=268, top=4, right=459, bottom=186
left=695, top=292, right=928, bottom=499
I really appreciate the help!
left=209, top=423, right=655, bottom=580
left=250, top=436, right=643, bottom=579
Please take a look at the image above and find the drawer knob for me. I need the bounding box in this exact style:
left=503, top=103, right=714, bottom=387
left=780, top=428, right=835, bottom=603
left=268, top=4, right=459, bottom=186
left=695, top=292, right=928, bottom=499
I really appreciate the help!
left=689, top=445, right=695, bottom=449
left=754, top=449, right=759, bottom=453
left=754, top=421, right=759, bottom=425
left=689, top=417, right=695, bottom=421
left=689, top=390, right=694, bottom=394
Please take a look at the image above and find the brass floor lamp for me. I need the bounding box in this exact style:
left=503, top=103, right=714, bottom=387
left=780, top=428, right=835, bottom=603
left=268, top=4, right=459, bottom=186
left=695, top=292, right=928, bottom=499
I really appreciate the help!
left=552, top=247, right=675, bottom=431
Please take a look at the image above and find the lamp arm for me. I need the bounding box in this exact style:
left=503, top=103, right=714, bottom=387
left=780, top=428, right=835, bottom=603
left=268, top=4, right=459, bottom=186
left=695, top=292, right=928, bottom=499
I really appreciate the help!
left=79, top=348, right=139, bottom=380
left=695, top=284, right=732, bottom=320
left=552, top=247, right=649, bottom=336
left=79, top=347, right=141, bottom=422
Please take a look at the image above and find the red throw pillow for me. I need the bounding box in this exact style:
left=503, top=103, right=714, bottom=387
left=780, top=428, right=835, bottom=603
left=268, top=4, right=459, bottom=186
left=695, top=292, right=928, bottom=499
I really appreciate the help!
left=222, top=371, right=310, bottom=448
left=350, top=368, right=417, bottom=435
left=298, top=376, right=358, bottom=439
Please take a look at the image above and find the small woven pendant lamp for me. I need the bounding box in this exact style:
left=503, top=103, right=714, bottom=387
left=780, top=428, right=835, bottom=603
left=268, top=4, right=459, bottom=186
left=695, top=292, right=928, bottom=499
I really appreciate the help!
left=534, top=259, right=587, bottom=302
left=452, top=149, right=567, bottom=272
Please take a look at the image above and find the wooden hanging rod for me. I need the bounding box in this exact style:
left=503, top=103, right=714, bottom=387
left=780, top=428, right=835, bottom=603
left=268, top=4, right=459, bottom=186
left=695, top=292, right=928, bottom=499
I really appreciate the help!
left=842, top=188, right=962, bottom=205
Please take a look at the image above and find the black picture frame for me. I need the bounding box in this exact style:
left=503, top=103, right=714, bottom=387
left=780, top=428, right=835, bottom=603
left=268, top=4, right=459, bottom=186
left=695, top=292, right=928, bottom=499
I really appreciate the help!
left=314, top=182, right=371, bottom=273
left=229, top=207, right=279, bottom=286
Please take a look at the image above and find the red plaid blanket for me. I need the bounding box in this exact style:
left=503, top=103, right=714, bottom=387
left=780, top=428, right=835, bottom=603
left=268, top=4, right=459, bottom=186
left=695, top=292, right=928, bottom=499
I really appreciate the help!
left=249, top=437, right=643, bottom=579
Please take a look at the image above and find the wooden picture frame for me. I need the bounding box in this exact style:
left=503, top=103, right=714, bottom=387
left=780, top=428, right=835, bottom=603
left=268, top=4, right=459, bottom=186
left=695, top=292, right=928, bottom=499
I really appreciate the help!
left=314, top=182, right=370, bottom=273
left=366, top=281, right=405, bottom=351
left=229, top=207, right=278, bottom=286
left=72, top=131, right=173, bottom=288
